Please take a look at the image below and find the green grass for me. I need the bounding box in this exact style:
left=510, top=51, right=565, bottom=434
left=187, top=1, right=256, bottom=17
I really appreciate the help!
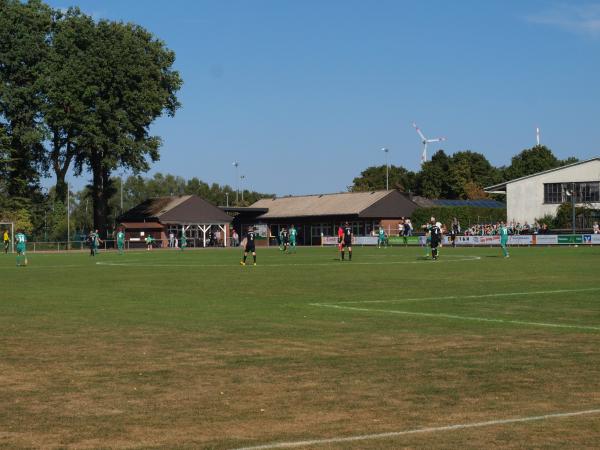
left=1, top=245, right=600, bottom=449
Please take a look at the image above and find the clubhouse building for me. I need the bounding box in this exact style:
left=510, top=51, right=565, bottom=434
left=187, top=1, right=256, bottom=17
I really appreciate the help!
left=485, top=158, right=600, bottom=225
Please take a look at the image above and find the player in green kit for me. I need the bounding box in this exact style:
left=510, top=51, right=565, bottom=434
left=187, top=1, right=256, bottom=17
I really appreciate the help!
left=424, top=217, right=435, bottom=257
left=499, top=221, right=510, bottom=258
left=15, top=230, right=27, bottom=266
left=289, top=224, right=297, bottom=253
left=377, top=227, right=386, bottom=248
left=116, top=229, right=125, bottom=254
left=180, top=230, right=187, bottom=251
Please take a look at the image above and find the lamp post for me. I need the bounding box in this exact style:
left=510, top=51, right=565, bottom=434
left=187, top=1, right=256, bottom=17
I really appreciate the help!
left=566, top=182, right=576, bottom=235
left=240, top=175, right=246, bottom=202
left=120, top=172, right=124, bottom=215
left=225, top=192, right=229, bottom=207
left=232, top=161, right=239, bottom=204
left=67, top=181, right=70, bottom=250
left=382, top=147, right=389, bottom=190
left=571, top=182, right=576, bottom=235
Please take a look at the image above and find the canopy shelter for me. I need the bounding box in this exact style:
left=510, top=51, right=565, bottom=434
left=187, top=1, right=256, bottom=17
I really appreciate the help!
left=119, top=195, right=233, bottom=247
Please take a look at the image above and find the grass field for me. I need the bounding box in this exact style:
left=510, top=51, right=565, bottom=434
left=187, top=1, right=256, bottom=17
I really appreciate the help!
left=1, top=245, right=600, bottom=449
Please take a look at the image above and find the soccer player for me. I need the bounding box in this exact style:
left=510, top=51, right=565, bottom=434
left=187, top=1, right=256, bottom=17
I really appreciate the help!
left=499, top=221, right=510, bottom=258
left=337, top=225, right=344, bottom=252
left=289, top=224, right=297, bottom=253
left=377, top=226, right=386, bottom=248
left=450, top=217, right=459, bottom=248
left=15, top=230, right=27, bottom=266
left=179, top=230, right=187, bottom=251
left=240, top=226, right=257, bottom=266
left=340, top=221, right=353, bottom=261
left=116, top=228, right=125, bottom=254
left=281, top=227, right=289, bottom=253
left=3, top=229, right=9, bottom=254
left=430, top=221, right=442, bottom=260
left=424, top=217, right=435, bottom=257
left=145, top=234, right=154, bottom=251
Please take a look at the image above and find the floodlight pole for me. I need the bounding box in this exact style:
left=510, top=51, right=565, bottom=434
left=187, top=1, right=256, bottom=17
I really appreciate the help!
left=240, top=175, right=246, bottom=202
left=226, top=192, right=229, bottom=207
left=571, top=182, right=576, bottom=235
left=67, top=181, right=70, bottom=250
left=382, top=148, right=389, bottom=191
left=233, top=161, right=239, bottom=205
left=120, top=173, right=124, bottom=214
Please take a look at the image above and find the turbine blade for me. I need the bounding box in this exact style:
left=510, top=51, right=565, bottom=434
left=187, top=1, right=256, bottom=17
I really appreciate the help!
left=426, top=137, right=446, bottom=143
left=412, top=122, right=426, bottom=141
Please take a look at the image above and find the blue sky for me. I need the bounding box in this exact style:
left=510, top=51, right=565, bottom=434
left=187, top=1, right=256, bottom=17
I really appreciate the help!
left=47, top=0, right=600, bottom=196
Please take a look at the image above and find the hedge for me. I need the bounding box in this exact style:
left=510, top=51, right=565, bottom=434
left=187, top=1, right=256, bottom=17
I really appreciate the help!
left=411, top=206, right=507, bottom=229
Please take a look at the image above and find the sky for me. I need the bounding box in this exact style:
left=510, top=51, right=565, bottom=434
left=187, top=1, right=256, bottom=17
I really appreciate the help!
left=46, top=0, right=600, bottom=196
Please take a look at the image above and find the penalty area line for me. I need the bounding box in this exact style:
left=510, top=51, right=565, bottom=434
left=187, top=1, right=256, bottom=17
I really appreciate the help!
left=332, top=287, right=600, bottom=305
left=310, top=303, right=600, bottom=331
left=231, top=408, right=600, bottom=450
left=95, top=256, right=481, bottom=269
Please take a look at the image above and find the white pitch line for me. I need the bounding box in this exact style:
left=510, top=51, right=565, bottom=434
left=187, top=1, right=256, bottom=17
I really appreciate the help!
left=95, top=255, right=481, bottom=269
left=231, top=408, right=600, bottom=450
left=332, top=287, right=600, bottom=305
left=311, top=303, right=600, bottom=331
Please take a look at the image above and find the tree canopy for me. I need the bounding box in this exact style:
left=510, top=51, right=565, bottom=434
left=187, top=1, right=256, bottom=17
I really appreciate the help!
left=350, top=146, right=576, bottom=200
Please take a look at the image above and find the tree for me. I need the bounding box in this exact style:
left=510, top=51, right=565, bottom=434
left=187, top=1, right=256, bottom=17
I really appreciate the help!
left=0, top=0, right=52, bottom=201
left=415, top=150, right=451, bottom=198
left=42, top=8, right=97, bottom=203
left=70, top=18, right=182, bottom=235
left=350, top=165, right=417, bottom=192
left=503, top=145, right=560, bottom=180
left=446, top=151, right=500, bottom=199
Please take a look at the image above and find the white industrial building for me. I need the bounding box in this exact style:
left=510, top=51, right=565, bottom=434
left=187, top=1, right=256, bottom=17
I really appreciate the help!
left=485, top=158, right=600, bottom=224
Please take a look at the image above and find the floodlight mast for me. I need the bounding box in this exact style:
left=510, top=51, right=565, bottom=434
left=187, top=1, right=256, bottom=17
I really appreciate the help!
left=232, top=161, right=239, bottom=204
left=381, top=147, right=389, bottom=191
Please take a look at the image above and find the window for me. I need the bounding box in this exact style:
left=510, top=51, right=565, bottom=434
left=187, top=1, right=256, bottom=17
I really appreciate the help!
left=544, top=182, right=600, bottom=204
left=578, top=182, right=600, bottom=203
left=544, top=183, right=563, bottom=204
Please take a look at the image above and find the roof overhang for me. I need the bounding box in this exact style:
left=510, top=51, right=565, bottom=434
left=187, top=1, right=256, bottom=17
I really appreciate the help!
left=120, top=222, right=165, bottom=230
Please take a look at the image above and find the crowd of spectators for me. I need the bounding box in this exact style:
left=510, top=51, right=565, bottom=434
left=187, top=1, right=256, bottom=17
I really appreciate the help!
left=461, top=221, right=549, bottom=236
left=418, top=219, right=552, bottom=236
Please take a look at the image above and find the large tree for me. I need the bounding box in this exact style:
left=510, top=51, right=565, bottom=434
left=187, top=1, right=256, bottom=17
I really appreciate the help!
left=70, top=18, right=182, bottom=234
left=350, top=165, right=417, bottom=192
left=502, top=145, right=577, bottom=181
left=0, top=0, right=52, bottom=201
left=446, top=151, right=500, bottom=199
left=42, top=8, right=96, bottom=203
left=415, top=150, right=451, bottom=198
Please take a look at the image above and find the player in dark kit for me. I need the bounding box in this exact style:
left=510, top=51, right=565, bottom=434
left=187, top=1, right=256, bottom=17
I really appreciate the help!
left=340, top=222, right=353, bottom=261
left=281, top=227, right=289, bottom=253
left=240, top=226, right=257, bottom=266
left=430, top=221, right=442, bottom=260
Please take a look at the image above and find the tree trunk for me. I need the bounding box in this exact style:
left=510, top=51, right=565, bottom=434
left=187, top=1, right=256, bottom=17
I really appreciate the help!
left=55, top=175, right=68, bottom=204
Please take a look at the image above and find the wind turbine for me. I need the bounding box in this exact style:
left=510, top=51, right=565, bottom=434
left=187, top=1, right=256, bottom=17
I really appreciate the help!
left=536, top=127, right=540, bottom=146
left=412, top=122, right=446, bottom=164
